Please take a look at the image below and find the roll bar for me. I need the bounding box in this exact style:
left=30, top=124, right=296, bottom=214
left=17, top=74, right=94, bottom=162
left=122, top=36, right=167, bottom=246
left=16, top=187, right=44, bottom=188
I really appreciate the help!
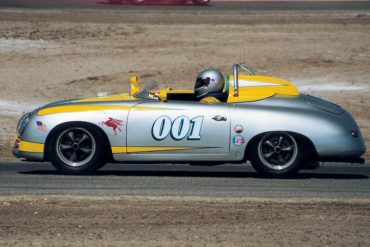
left=233, top=63, right=256, bottom=96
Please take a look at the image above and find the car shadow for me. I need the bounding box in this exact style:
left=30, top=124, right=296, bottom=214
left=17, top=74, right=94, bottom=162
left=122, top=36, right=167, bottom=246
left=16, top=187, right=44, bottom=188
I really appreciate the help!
left=19, top=169, right=369, bottom=179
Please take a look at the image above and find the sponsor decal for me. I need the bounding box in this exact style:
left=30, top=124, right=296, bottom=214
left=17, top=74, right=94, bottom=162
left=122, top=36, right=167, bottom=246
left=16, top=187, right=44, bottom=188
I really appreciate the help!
left=99, top=118, right=124, bottom=135
left=232, top=134, right=245, bottom=146
left=152, top=115, right=204, bottom=141
left=234, top=125, right=243, bottom=133
left=36, top=121, right=47, bottom=131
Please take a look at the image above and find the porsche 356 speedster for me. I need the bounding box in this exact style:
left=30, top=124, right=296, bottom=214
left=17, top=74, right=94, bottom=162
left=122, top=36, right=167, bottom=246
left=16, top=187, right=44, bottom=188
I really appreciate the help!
left=13, top=64, right=366, bottom=176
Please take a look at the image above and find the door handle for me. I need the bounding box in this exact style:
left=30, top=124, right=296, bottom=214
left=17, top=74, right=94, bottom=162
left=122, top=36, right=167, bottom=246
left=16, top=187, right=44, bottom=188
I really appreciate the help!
left=212, top=115, right=227, bottom=121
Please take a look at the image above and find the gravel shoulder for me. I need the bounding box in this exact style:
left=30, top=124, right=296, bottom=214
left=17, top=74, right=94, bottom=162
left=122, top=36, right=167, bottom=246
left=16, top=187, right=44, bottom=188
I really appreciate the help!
left=0, top=195, right=369, bottom=246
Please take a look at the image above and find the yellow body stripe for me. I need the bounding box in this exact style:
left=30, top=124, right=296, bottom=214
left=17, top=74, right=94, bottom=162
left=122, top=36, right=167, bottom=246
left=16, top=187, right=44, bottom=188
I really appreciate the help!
left=38, top=105, right=170, bottom=116
left=18, top=141, right=44, bottom=153
left=112, top=146, right=126, bottom=153
left=77, top=93, right=135, bottom=102
left=17, top=142, right=191, bottom=155
left=112, top=146, right=193, bottom=154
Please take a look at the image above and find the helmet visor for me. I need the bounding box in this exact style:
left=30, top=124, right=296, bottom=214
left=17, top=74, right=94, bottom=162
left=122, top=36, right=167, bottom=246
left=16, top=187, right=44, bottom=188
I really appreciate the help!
left=195, top=77, right=210, bottom=89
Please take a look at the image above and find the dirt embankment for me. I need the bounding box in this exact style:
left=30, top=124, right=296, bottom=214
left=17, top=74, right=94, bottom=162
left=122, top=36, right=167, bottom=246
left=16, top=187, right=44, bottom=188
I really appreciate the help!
left=0, top=196, right=369, bottom=246
left=0, top=11, right=369, bottom=159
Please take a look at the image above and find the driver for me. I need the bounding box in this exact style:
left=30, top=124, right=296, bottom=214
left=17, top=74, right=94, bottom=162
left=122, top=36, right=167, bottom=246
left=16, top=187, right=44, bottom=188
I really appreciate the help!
left=194, top=68, right=225, bottom=103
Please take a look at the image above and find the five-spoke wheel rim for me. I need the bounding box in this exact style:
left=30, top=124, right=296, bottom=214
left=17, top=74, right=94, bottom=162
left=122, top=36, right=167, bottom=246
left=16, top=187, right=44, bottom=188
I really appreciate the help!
left=56, top=128, right=96, bottom=167
left=257, top=132, right=298, bottom=171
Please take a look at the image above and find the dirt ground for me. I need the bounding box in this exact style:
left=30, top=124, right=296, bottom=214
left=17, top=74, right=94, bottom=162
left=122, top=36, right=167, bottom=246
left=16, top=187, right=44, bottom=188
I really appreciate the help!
left=0, top=195, right=368, bottom=246
left=0, top=10, right=369, bottom=160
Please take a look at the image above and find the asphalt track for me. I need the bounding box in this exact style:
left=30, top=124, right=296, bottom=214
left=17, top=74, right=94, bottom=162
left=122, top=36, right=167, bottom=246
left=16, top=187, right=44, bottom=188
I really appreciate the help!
left=0, top=0, right=370, bottom=13
left=0, top=162, right=369, bottom=198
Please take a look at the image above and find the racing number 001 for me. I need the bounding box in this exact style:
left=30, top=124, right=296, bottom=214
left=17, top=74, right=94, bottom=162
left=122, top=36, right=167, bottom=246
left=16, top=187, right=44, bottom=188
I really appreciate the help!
left=152, top=116, right=203, bottom=141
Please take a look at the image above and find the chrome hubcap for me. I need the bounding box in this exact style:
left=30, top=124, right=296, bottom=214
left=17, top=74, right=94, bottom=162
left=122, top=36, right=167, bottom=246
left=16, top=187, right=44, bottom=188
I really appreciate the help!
left=258, top=132, right=298, bottom=171
left=56, top=128, right=96, bottom=167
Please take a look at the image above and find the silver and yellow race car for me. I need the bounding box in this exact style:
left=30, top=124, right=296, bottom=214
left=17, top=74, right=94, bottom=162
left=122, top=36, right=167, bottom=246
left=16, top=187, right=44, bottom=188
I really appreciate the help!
left=13, top=64, right=366, bottom=177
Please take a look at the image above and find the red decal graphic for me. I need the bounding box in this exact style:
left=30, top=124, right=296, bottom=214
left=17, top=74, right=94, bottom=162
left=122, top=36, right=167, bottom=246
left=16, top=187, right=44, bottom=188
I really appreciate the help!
left=99, top=118, right=124, bottom=135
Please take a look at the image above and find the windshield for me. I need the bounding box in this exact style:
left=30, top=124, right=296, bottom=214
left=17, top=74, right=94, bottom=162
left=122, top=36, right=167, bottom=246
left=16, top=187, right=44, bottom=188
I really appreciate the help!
left=133, top=81, right=160, bottom=100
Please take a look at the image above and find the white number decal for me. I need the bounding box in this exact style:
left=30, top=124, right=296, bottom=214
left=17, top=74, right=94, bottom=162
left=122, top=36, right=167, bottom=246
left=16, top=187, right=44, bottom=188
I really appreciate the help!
left=171, top=116, right=191, bottom=140
left=188, top=116, right=203, bottom=140
left=152, top=116, right=172, bottom=140
left=152, top=116, right=203, bottom=141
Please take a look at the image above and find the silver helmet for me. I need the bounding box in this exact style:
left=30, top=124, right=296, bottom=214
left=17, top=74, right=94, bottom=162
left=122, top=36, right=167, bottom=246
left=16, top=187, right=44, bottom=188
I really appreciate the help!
left=194, top=68, right=225, bottom=98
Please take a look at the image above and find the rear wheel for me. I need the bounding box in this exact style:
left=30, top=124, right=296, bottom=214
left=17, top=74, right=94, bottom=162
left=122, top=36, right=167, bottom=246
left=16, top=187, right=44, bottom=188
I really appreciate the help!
left=49, top=125, right=107, bottom=175
left=249, top=132, right=305, bottom=177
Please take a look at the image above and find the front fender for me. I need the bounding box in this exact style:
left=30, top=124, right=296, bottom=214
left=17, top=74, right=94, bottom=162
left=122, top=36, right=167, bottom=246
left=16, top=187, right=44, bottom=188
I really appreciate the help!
left=17, top=110, right=128, bottom=161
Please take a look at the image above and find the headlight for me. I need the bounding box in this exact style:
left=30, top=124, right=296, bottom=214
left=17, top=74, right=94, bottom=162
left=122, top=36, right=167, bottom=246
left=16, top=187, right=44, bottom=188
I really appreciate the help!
left=16, top=112, right=30, bottom=135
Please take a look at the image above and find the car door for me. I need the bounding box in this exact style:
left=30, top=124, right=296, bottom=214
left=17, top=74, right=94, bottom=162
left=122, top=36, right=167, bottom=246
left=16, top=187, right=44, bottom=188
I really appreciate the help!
left=125, top=100, right=231, bottom=161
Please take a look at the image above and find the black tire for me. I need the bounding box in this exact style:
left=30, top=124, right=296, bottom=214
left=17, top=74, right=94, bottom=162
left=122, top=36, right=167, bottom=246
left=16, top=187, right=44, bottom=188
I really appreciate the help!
left=108, top=0, right=124, bottom=4
left=249, top=132, right=305, bottom=177
left=192, top=0, right=210, bottom=6
left=48, top=124, right=107, bottom=175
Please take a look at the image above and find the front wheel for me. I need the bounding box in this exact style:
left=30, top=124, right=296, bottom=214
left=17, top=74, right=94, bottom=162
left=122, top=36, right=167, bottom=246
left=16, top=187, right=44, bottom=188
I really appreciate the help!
left=249, top=132, right=306, bottom=177
left=49, top=125, right=107, bottom=175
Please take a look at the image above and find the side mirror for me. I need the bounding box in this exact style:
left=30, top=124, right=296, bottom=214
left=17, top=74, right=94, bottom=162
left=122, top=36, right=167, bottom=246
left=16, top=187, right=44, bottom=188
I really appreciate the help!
left=233, top=64, right=256, bottom=97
